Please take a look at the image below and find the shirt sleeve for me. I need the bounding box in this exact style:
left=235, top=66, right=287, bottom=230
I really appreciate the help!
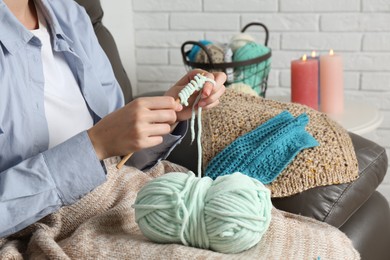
left=127, top=120, right=188, bottom=170
left=0, top=131, right=106, bottom=238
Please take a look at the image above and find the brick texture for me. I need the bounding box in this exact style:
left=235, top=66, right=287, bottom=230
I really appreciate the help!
left=282, top=33, right=362, bottom=51
left=281, top=0, right=360, bottom=12
left=170, top=14, right=240, bottom=31
left=362, top=0, right=390, bottom=12
left=205, top=0, right=277, bottom=12
left=133, top=0, right=202, bottom=11
left=363, top=34, right=390, bottom=51
left=133, top=13, right=169, bottom=30
left=321, top=14, right=390, bottom=32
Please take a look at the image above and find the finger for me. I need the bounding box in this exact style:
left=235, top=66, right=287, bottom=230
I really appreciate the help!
left=213, top=71, right=227, bottom=88
left=145, top=123, right=172, bottom=137
left=142, top=136, right=164, bottom=149
left=144, top=109, right=178, bottom=124
left=135, top=96, right=182, bottom=111
left=131, top=123, right=171, bottom=150
left=198, top=85, right=225, bottom=107
left=202, top=72, right=226, bottom=98
left=199, top=72, right=214, bottom=97
left=200, top=77, right=226, bottom=104
left=134, top=124, right=171, bottom=147
left=213, top=72, right=227, bottom=90
left=199, top=98, right=220, bottom=110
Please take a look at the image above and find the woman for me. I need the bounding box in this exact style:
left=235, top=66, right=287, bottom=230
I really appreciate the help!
left=0, top=0, right=226, bottom=237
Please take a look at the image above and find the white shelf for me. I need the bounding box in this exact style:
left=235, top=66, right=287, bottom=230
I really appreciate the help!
left=266, top=96, right=384, bottom=135
left=327, top=101, right=384, bottom=135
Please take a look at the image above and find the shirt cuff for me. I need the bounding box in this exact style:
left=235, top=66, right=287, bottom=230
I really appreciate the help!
left=43, top=131, right=106, bottom=205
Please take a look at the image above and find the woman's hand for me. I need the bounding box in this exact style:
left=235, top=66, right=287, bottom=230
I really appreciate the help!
left=88, top=96, right=183, bottom=160
left=164, top=69, right=227, bottom=122
left=88, top=69, right=225, bottom=160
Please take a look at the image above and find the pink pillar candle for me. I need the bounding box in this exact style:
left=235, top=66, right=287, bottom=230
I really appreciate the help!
left=291, top=54, right=319, bottom=110
left=320, top=49, right=344, bottom=115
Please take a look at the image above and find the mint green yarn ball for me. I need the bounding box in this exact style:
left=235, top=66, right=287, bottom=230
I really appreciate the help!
left=133, top=172, right=272, bottom=254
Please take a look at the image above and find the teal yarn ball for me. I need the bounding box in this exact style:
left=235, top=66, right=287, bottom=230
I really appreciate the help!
left=133, top=172, right=272, bottom=254
left=233, top=42, right=271, bottom=95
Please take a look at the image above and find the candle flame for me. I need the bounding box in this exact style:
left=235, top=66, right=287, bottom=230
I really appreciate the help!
left=302, top=54, right=307, bottom=61
left=329, top=49, right=334, bottom=55
left=311, top=51, right=317, bottom=58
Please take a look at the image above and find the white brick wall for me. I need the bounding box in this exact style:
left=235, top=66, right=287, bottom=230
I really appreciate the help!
left=321, top=14, right=390, bottom=32
left=280, top=0, right=361, bottom=12
left=204, top=0, right=277, bottom=12
left=362, top=0, right=390, bottom=12
left=108, top=0, right=390, bottom=202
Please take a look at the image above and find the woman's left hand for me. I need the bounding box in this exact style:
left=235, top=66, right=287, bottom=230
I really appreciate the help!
left=164, top=69, right=226, bottom=122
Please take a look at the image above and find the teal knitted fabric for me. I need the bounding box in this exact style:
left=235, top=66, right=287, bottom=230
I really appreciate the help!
left=204, top=111, right=319, bottom=184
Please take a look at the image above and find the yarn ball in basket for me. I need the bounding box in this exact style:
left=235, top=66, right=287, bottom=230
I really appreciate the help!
left=133, top=171, right=272, bottom=254
left=233, top=42, right=271, bottom=94
left=229, top=33, right=256, bottom=53
left=228, top=82, right=259, bottom=97
left=187, top=40, right=212, bottom=62
left=195, top=43, right=225, bottom=64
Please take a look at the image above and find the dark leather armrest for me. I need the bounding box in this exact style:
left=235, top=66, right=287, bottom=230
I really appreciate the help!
left=272, top=132, right=388, bottom=227
left=340, top=191, right=390, bottom=260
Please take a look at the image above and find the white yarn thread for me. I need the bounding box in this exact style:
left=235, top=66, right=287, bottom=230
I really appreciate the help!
left=178, top=73, right=216, bottom=176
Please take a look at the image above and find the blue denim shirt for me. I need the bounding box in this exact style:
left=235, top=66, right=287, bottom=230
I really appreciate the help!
left=0, top=0, right=185, bottom=237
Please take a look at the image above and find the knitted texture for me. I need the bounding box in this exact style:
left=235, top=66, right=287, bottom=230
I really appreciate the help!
left=0, top=159, right=359, bottom=259
left=195, top=43, right=225, bottom=64
left=205, top=111, right=319, bottom=184
left=202, top=89, right=359, bottom=198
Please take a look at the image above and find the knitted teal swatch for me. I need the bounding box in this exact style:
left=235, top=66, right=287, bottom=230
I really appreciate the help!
left=204, top=111, right=319, bottom=184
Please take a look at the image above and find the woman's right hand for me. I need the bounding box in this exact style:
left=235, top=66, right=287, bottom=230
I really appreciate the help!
left=87, top=96, right=183, bottom=160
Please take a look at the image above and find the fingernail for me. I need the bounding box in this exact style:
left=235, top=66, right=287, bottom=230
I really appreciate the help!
left=202, top=91, right=210, bottom=98
left=198, top=101, right=206, bottom=107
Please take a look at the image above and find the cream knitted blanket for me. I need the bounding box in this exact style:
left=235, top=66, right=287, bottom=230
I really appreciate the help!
left=0, top=160, right=359, bottom=259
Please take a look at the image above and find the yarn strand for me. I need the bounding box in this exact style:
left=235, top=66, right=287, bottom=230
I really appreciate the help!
left=178, top=73, right=215, bottom=177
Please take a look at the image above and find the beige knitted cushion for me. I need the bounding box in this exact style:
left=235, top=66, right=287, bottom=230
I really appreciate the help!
left=202, top=89, right=359, bottom=197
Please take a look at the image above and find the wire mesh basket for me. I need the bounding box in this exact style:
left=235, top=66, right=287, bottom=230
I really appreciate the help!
left=181, top=22, right=272, bottom=97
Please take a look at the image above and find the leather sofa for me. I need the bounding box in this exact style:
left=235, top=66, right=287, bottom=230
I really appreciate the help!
left=76, top=1, right=390, bottom=259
